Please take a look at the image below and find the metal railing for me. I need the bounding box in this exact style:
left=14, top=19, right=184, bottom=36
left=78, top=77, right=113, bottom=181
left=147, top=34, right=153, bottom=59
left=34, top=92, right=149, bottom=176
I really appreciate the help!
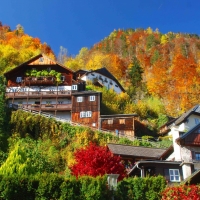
left=6, top=90, right=71, bottom=98
left=10, top=104, right=165, bottom=147
left=12, top=104, right=71, bottom=123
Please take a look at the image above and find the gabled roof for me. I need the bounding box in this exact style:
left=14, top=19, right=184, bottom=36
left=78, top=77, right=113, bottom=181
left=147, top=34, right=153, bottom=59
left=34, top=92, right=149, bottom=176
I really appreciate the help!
left=174, top=105, right=200, bottom=126
left=176, top=122, right=200, bottom=145
left=4, top=54, right=74, bottom=76
left=78, top=67, right=125, bottom=92
left=101, top=114, right=138, bottom=118
left=107, top=143, right=167, bottom=159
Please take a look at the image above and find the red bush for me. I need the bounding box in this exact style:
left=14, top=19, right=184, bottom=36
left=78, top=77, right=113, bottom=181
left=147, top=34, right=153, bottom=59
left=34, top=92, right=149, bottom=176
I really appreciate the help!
left=161, top=185, right=200, bottom=200
left=70, top=143, right=126, bottom=180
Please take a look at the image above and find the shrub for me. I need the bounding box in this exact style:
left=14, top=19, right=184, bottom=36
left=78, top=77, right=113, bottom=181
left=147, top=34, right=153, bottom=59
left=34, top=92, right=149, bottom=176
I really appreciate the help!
left=116, top=175, right=166, bottom=200
left=161, top=185, right=200, bottom=200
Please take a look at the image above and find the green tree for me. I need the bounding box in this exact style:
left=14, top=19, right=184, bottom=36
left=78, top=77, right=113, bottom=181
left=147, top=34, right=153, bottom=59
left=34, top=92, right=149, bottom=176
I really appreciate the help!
left=128, top=57, right=144, bottom=99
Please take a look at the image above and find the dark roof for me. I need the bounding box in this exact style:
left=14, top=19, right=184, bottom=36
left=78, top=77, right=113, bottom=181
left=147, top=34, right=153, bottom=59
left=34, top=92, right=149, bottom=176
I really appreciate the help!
left=71, top=90, right=102, bottom=96
left=4, top=54, right=74, bottom=76
left=158, top=145, right=174, bottom=160
left=107, top=143, right=167, bottom=159
left=101, top=114, right=138, bottom=118
left=128, top=160, right=182, bottom=175
left=174, top=105, right=200, bottom=126
left=81, top=67, right=125, bottom=92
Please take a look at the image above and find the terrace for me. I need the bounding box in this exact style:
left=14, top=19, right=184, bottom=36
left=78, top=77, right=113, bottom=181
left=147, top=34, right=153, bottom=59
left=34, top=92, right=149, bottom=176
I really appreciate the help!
left=6, top=90, right=71, bottom=98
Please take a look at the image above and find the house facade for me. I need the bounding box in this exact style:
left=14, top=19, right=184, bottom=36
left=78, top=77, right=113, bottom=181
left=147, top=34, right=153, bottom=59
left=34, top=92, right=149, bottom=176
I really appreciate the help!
left=75, top=67, right=125, bottom=94
left=106, top=105, right=200, bottom=184
left=4, top=54, right=87, bottom=122
left=100, top=114, right=138, bottom=138
left=107, top=143, right=185, bottom=183
left=71, top=91, right=101, bottom=128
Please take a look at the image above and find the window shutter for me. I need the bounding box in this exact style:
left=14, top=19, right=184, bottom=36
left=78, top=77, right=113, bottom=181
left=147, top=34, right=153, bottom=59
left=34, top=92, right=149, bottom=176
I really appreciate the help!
left=164, top=168, right=169, bottom=181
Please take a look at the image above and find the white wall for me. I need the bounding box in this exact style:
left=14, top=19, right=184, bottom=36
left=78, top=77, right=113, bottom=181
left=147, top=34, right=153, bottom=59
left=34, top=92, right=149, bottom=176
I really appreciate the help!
left=82, top=72, right=123, bottom=94
left=171, top=126, right=182, bottom=161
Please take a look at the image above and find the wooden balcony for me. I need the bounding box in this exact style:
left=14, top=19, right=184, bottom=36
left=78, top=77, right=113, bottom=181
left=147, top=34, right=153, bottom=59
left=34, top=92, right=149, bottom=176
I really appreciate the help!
left=6, top=90, right=71, bottom=98
left=24, top=76, right=55, bottom=86
left=24, top=104, right=72, bottom=111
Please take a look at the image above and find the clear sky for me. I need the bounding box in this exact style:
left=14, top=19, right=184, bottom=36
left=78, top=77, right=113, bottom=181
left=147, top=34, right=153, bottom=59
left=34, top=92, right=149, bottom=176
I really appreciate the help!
left=1, top=0, right=200, bottom=57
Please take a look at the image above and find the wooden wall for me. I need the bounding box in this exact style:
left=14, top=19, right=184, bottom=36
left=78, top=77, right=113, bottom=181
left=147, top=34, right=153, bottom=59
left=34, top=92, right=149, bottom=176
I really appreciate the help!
left=71, top=93, right=101, bottom=128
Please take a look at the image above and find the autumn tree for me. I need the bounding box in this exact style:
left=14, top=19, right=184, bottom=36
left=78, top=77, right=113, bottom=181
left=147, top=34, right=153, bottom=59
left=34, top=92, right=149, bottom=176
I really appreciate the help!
left=70, top=143, right=126, bottom=180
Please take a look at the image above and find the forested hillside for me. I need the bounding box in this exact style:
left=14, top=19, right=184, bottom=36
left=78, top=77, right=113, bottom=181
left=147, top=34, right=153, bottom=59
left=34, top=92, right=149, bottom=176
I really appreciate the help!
left=64, top=27, right=200, bottom=117
left=0, top=22, right=55, bottom=74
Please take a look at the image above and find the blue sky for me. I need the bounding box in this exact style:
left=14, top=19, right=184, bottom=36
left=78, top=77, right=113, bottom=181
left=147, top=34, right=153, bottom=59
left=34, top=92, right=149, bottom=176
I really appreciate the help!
left=1, top=0, right=200, bottom=57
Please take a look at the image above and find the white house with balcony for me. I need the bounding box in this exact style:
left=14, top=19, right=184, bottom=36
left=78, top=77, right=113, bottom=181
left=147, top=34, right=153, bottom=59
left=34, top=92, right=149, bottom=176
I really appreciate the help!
left=75, top=67, right=125, bottom=94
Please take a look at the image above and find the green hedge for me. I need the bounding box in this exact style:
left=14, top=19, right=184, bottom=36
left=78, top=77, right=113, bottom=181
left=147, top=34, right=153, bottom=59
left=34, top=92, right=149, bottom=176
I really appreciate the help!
left=116, top=175, right=166, bottom=200
left=0, top=174, right=166, bottom=200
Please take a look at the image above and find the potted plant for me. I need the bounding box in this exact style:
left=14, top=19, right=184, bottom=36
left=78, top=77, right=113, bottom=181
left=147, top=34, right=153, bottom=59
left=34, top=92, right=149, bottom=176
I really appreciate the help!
left=36, top=71, right=43, bottom=80
left=41, top=70, right=49, bottom=79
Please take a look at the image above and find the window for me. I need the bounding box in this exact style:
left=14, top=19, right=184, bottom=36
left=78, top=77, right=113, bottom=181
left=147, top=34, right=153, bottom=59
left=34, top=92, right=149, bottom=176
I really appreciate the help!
left=119, top=119, right=125, bottom=124
left=107, top=119, right=113, bottom=124
left=72, top=85, right=77, bottom=90
left=195, top=118, right=200, bottom=125
left=169, top=169, right=180, bottom=182
left=18, top=101, right=23, bottom=105
left=61, top=76, right=65, bottom=81
left=89, top=96, right=95, bottom=101
left=46, top=101, right=52, bottom=104
left=86, top=111, right=92, bottom=117
left=195, top=153, right=200, bottom=160
left=16, top=77, right=22, bottom=83
left=80, top=111, right=86, bottom=118
left=77, top=97, right=83, bottom=102
left=58, top=101, right=63, bottom=104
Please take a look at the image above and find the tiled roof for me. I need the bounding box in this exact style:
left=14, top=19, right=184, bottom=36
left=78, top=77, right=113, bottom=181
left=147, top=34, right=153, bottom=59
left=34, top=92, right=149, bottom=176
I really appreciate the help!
left=107, top=143, right=167, bottom=159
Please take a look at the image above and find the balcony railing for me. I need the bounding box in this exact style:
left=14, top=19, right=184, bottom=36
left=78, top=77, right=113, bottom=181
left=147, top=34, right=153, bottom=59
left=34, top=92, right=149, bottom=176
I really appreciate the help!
left=6, top=90, right=71, bottom=98
left=19, top=104, right=72, bottom=111
left=24, top=76, right=55, bottom=85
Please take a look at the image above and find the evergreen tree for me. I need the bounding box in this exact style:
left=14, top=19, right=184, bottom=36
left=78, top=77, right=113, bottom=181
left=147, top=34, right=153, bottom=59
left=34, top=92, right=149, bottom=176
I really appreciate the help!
left=128, top=57, right=145, bottom=99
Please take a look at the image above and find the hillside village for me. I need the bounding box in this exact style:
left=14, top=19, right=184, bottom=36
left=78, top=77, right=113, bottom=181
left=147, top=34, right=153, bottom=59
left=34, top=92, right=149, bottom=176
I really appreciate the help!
left=3, top=53, right=200, bottom=185
left=1, top=22, right=200, bottom=198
